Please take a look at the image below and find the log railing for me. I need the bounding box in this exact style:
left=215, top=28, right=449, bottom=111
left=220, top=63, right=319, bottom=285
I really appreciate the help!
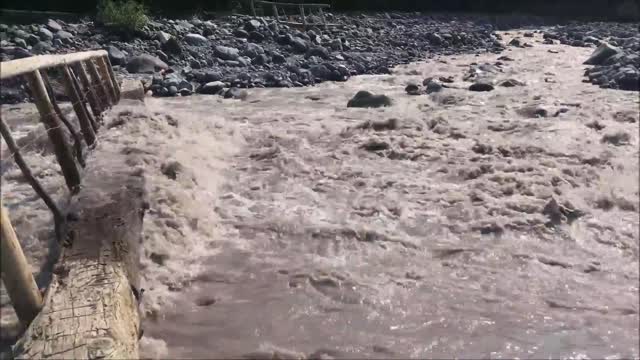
left=1, top=50, right=128, bottom=357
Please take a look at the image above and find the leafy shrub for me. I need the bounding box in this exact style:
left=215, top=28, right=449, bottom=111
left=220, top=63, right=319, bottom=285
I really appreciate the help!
left=97, top=0, right=149, bottom=32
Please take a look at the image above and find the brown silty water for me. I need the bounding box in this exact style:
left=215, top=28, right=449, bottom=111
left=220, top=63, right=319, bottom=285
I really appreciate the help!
left=1, top=31, right=638, bottom=359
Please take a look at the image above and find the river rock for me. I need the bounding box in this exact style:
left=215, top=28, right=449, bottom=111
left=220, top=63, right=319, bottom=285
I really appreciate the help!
left=241, top=43, right=264, bottom=58
left=469, top=81, right=495, bottom=92
left=199, top=81, right=225, bottom=95
left=584, top=43, right=621, bottom=65
left=184, top=33, right=208, bottom=46
left=126, top=54, right=168, bottom=73
left=214, top=45, right=240, bottom=61
left=46, top=19, right=62, bottom=32
left=106, top=45, right=126, bottom=66
left=347, top=91, right=392, bottom=108
left=38, top=27, right=53, bottom=41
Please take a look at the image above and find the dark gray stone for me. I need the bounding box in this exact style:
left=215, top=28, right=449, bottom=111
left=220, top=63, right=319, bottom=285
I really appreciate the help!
left=46, top=19, right=62, bottom=32
left=234, top=29, right=250, bottom=38
left=291, top=37, right=308, bottom=53
left=55, top=30, right=73, bottom=41
left=162, top=37, right=182, bottom=54
left=126, top=54, right=169, bottom=74
left=214, top=45, right=240, bottom=61
left=32, top=41, right=52, bottom=54
left=200, top=81, right=225, bottom=95
left=469, top=81, right=494, bottom=92
left=38, top=27, right=53, bottom=41
left=272, top=53, right=286, bottom=64
left=184, top=33, right=208, bottom=46
left=224, top=87, right=248, bottom=99
left=306, top=46, right=330, bottom=60
left=347, top=91, right=392, bottom=108
left=106, top=45, right=126, bottom=66
left=249, top=31, right=265, bottom=43
left=26, top=34, right=40, bottom=46
left=584, top=43, right=621, bottom=65
left=245, top=19, right=261, bottom=32
left=14, top=38, right=27, bottom=49
left=405, top=83, right=421, bottom=95
left=310, top=64, right=332, bottom=80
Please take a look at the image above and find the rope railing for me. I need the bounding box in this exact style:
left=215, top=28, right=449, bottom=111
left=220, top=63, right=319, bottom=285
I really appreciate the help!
left=0, top=50, right=121, bottom=329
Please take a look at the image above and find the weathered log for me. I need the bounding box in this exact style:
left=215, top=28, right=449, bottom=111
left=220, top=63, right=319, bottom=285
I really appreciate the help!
left=85, top=59, right=111, bottom=108
left=95, top=57, right=117, bottom=105
left=0, top=50, right=107, bottom=80
left=24, top=70, right=81, bottom=192
left=68, top=66, right=99, bottom=133
left=13, top=108, right=147, bottom=359
left=103, top=56, right=121, bottom=101
left=59, top=65, right=97, bottom=147
left=73, top=62, right=103, bottom=118
left=40, top=70, right=86, bottom=167
left=0, top=206, right=44, bottom=326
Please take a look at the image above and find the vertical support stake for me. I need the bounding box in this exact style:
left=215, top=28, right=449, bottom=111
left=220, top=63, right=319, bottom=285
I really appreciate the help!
left=60, top=65, right=97, bottom=147
left=0, top=206, right=44, bottom=326
left=25, top=70, right=81, bottom=192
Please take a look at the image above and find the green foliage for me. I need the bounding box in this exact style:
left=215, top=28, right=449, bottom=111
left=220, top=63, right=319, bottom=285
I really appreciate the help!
left=97, top=0, right=149, bottom=32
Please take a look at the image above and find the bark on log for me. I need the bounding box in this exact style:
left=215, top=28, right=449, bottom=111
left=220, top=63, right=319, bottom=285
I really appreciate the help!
left=13, top=110, right=147, bottom=359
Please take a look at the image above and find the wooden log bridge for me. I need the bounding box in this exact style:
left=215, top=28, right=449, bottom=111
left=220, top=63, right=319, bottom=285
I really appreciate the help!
left=1, top=50, right=146, bottom=358
left=252, top=0, right=332, bottom=28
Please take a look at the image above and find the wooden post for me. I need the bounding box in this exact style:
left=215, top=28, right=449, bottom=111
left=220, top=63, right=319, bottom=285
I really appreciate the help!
left=300, top=4, right=307, bottom=27
left=85, top=59, right=111, bottom=108
left=103, top=55, right=121, bottom=101
left=60, top=65, right=97, bottom=147
left=24, top=70, right=81, bottom=192
left=250, top=0, right=256, bottom=16
left=68, top=66, right=99, bottom=133
left=318, top=7, right=327, bottom=28
left=95, top=57, right=117, bottom=105
left=0, top=206, right=44, bottom=326
left=273, top=4, right=280, bottom=21
left=73, top=62, right=103, bottom=117
left=0, top=117, right=65, bottom=223
left=40, top=70, right=86, bottom=168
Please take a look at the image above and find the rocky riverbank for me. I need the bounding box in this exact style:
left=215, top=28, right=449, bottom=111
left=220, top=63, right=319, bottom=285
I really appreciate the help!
left=1, top=13, right=638, bottom=104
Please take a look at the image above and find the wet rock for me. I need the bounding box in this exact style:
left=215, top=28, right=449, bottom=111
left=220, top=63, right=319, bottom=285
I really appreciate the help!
left=601, top=131, right=630, bottom=146
left=347, top=90, right=392, bottom=108
left=405, top=83, right=421, bottom=95
left=106, top=45, right=126, bottom=66
left=184, top=33, right=208, bottom=46
left=249, top=31, right=265, bottom=43
left=310, top=64, right=331, bottom=80
left=584, top=42, right=621, bottom=65
left=499, top=78, right=525, bottom=87
left=14, top=38, right=27, bottom=49
left=613, top=110, right=638, bottom=123
left=161, top=161, right=183, bottom=180
left=46, top=19, right=62, bottom=32
left=126, top=54, right=168, bottom=73
left=199, top=81, right=225, bottom=95
left=214, top=45, right=240, bottom=61
left=234, top=29, right=250, bottom=38
left=361, top=139, right=390, bottom=151
left=223, top=87, right=248, bottom=100
left=469, top=81, right=494, bottom=92
left=425, top=78, right=444, bottom=93
left=517, top=104, right=549, bottom=118
left=509, top=38, right=522, bottom=47
left=26, top=34, right=40, bottom=46
left=245, top=19, right=262, bottom=32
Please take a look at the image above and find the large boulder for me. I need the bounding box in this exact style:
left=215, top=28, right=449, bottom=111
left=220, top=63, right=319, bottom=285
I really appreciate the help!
left=46, top=19, right=62, bottom=32
left=106, top=45, right=126, bottom=66
left=184, top=33, right=208, bottom=46
left=126, top=54, right=168, bottom=74
left=214, top=45, right=240, bottom=61
left=347, top=91, right=392, bottom=108
left=584, top=43, right=621, bottom=65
